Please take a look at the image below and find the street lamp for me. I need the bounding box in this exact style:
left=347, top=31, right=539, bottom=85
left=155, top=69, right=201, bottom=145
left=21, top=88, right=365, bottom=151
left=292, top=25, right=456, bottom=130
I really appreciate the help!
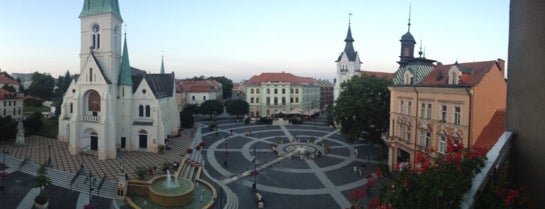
left=252, top=145, right=258, bottom=190
left=88, top=171, right=95, bottom=204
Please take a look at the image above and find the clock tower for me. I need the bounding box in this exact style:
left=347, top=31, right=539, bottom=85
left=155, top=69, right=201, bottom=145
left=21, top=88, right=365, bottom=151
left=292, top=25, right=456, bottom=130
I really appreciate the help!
left=334, top=16, right=362, bottom=102
left=79, top=0, right=123, bottom=83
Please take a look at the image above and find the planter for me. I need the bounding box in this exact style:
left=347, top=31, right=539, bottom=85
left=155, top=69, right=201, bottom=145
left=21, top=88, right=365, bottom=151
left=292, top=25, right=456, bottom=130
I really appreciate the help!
left=34, top=200, right=49, bottom=209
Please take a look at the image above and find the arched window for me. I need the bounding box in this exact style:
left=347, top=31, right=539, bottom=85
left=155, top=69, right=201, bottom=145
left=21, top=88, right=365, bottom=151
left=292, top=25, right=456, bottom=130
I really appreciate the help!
left=70, top=103, right=73, bottom=113
left=145, top=105, right=151, bottom=117
left=88, top=91, right=100, bottom=112
left=139, top=105, right=144, bottom=117
left=91, top=24, right=100, bottom=49
left=89, top=68, right=93, bottom=82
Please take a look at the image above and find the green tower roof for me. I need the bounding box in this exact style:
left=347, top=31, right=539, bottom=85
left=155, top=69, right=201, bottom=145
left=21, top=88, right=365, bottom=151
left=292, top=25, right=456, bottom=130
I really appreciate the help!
left=79, top=0, right=123, bottom=21
left=160, top=56, right=165, bottom=74
left=119, top=35, right=132, bottom=85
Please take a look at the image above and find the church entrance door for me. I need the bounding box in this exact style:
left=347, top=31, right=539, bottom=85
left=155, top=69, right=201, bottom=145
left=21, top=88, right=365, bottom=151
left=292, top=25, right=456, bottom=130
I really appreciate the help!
left=90, top=135, right=98, bottom=151
left=139, top=130, right=148, bottom=148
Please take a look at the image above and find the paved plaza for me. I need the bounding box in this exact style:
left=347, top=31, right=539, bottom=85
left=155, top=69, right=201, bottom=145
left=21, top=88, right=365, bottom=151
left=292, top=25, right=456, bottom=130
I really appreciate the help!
left=196, top=116, right=388, bottom=209
left=0, top=115, right=389, bottom=209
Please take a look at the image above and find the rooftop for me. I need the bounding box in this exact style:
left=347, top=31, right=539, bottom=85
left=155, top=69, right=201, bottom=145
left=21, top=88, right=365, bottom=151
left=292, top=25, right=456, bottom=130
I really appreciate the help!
left=246, top=72, right=317, bottom=85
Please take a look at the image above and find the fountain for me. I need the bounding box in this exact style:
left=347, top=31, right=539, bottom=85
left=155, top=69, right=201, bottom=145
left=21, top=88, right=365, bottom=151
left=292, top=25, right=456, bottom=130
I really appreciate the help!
left=148, top=171, right=195, bottom=207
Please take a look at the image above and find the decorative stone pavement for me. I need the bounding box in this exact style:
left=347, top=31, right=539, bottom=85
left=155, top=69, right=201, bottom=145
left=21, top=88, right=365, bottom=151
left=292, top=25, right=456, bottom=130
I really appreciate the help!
left=197, top=117, right=389, bottom=209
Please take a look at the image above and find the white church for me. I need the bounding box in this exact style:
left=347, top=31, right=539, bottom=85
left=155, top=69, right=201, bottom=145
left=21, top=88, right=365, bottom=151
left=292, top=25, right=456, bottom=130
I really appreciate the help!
left=58, top=0, right=180, bottom=160
left=333, top=21, right=362, bottom=102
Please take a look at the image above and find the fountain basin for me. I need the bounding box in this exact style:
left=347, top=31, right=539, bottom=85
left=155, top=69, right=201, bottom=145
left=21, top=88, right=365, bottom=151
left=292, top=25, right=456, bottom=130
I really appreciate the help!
left=148, top=175, right=194, bottom=207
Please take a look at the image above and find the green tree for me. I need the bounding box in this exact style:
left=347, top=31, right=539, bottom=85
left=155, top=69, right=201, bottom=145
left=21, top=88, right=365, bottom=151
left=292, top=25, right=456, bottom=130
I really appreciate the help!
left=53, top=71, right=72, bottom=117
left=180, top=110, right=194, bottom=128
left=0, top=116, right=17, bottom=141
left=332, top=75, right=392, bottom=142
left=225, top=99, right=249, bottom=118
left=200, top=100, right=223, bottom=120
left=183, top=104, right=200, bottom=115
left=1, top=84, right=16, bottom=93
left=33, top=164, right=52, bottom=204
left=208, top=76, right=233, bottom=99
left=24, top=112, right=44, bottom=134
left=27, top=72, right=55, bottom=99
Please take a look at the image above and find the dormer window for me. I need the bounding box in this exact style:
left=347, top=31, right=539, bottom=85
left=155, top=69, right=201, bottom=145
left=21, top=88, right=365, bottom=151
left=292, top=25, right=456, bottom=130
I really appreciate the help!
left=448, top=67, right=461, bottom=84
left=403, top=70, right=414, bottom=85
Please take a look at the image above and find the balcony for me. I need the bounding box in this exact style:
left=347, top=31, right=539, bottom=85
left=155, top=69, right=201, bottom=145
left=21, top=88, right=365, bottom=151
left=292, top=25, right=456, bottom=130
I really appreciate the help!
left=82, top=115, right=100, bottom=123
left=460, top=131, right=513, bottom=209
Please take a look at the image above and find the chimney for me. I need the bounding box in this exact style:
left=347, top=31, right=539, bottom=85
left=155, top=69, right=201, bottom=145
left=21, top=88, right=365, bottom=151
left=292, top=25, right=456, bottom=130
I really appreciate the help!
left=497, top=58, right=506, bottom=71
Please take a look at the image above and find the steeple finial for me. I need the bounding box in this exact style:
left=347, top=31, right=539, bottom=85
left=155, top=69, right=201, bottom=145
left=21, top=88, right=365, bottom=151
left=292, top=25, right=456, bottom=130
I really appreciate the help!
left=160, top=51, right=165, bottom=74
left=119, top=33, right=132, bottom=85
left=418, top=39, right=423, bottom=58
left=349, top=12, right=352, bottom=26
left=408, top=2, right=412, bottom=32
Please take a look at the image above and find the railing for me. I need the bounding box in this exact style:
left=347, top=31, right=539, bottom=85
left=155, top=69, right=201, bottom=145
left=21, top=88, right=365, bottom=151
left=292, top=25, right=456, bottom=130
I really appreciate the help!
left=82, top=115, right=100, bottom=123
left=460, top=131, right=513, bottom=209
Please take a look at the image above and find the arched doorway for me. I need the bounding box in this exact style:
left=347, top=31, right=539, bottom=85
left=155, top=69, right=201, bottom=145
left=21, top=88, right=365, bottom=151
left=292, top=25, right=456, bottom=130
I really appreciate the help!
left=139, top=130, right=148, bottom=148
left=90, top=132, right=98, bottom=151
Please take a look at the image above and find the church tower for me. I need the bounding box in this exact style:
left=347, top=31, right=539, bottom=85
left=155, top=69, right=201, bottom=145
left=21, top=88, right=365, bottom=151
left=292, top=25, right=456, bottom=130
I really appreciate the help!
left=334, top=15, right=362, bottom=102
left=398, top=6, right=416, bottom=67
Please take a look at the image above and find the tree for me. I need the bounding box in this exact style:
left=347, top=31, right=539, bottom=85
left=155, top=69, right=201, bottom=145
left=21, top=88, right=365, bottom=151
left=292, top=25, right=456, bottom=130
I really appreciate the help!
left=33, top=164, right=52, bottom=204
left=26, top=72, right=55, bottom=99
left=180, top=110, right=194, bottom=128
left=332, top=75, right=392, bottom=142
left=24, top=112, right=44, bottom=134
left=200, top=100, right=223, bottom=120
left=183, top=104, right=200, bottom=115
left=208, top=76, right=233, bottom=99
left=1, top=84, right=16, bottom=93
left=53, top=71, right=72, bottom=117
left=225, top=99, right=249, bottom=118
left=0, top=116, right=17, bottom=141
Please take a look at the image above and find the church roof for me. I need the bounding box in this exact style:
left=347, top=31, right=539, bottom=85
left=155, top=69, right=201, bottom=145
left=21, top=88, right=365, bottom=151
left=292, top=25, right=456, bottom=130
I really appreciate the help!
left=401, top=31, right=416, bottom=43
left=90, top=53, right=112, bottom=84
left=160, top=56, right=165, bottom=74
left=336, top=25, right=359, bottom=62
left=118, top=36, right=132, bottom=86
left=131, top=68, right=174, bottom=99
left=79, top=0, right=122, bottom=20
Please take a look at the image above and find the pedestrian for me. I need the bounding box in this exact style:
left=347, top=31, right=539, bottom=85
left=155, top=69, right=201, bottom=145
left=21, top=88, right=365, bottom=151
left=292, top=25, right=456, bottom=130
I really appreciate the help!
left=358, top=168, right=362, bottom=177
left=354, top=148, right=359, bottom=156
left=353, top=165, right=357, bottom=173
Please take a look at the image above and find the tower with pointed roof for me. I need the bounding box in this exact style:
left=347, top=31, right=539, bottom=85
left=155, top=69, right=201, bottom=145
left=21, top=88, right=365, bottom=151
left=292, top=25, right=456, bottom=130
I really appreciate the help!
left=398, top=6, right=416, bottom=67
left=334, top=15, right=362, bottom=102
left=58, top=0, right=180, bottom=160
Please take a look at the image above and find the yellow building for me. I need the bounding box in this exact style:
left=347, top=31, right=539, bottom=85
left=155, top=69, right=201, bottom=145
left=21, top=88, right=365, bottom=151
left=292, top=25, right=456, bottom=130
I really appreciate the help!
left=386, top=59, right=506, bottom=169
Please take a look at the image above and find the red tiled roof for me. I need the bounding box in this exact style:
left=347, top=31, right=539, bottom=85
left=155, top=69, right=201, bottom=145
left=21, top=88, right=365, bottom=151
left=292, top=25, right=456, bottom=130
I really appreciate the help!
left=0, top=88, right=17, bottom=100
left=420, top=60, right=498, bottom=86
left=0, top=74, right=18, bottom=85
left=361, top=71, right=394, bottom=80
left=247, top=72, right=317, bottom=85
left=178, top=80, right=221, bottom=93
left=474, top=109, right=506, bottom=151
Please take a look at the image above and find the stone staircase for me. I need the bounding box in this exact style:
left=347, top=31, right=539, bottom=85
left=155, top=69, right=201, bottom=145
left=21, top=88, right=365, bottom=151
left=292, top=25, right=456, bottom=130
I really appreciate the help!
left=4, top=155, right=118, bottom=199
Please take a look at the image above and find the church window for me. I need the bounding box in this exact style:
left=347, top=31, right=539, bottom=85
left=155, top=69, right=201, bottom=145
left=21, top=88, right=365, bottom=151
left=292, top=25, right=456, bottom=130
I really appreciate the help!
left=203, top=96, right=206, bottom=100
left=403, top=48, right=410, bottom=57
left=88, top=90, right=100, bottom=112
left=145, top=105, right=151, bottom=117
left=91, top=24, right=100, bottom=49
left=122, top=87, right=125, bottom=97
left=89, top=68, right=93, bottom=82
left=139, top=105, right=144, bottom=117
left=142, top=89, right=147, bottom=94
left=70, top=103, right=73, bottom=113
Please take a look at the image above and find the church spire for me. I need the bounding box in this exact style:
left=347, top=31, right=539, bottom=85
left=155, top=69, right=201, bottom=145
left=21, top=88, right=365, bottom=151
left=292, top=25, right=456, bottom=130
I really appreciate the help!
left=119, top=33, right=132, bottom=85
left=160, top=54, right=165, bottom=74
left=407, top=3, right=412, bottom=32
left=340, top=13, right=357, bottom=61
left=80, top=0, right=122, bottom=20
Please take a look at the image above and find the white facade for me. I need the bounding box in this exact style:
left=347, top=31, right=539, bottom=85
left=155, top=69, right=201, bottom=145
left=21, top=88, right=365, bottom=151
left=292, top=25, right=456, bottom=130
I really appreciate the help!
left=58, top=0, right=180, bottom=160
left=334, top=25, right=362, bottom=102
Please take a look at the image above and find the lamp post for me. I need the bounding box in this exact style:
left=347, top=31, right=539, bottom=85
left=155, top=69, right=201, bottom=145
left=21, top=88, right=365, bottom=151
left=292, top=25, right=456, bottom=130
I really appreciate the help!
left=88, top=171, right=94, bottom=204
left=252, top=145, right=258, bottom=190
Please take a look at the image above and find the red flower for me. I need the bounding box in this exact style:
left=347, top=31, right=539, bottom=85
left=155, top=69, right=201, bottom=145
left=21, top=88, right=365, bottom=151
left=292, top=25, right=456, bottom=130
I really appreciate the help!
left=368, top=198, right=381, bottom=209
left=350, top=188, right=366, bottom=201
left=375, top=167, right=382, bottom=177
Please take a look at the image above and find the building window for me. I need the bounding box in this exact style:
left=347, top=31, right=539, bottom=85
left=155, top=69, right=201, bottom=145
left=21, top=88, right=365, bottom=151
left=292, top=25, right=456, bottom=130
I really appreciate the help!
left=267, top=89, right=270, bottom=94
left=274, top=89, right=278, bottom=94
left=192, top=96, right=195, bottom=101
left=266, top=97, right=270, bottom=104
left=203, top=96, right=206, bottom=100
left=398, top=123, right=403, bottom=138
left=282, top=89, right=286, bottom=94
left=399, top=100, right=404, bottom=114
left=70, top=103, right=73, bottom=113
left=406, top=126, right=411, bottom=141
left=439, top=135, right=447, bottom=154
left=427, top=104, right=432, bottom=119
left=139, top=105, right=144, bottom=117
left=250, top=98, right=254, bottom=103
left=274, top=97, right=278, bottom=105
left=454, top=106, right=461, bottom=125
left=441, top=105, right=447, bottom=121
left=88, top=90, right=100, bottom=112
left=290, top=88, right=294, bottom=94
left=295, top=89, right=299, bottom=94
left=250, top=89, right=254, bottom=94
left=13, top=101, right=16, bottom=106
left=256, top=98, right=260, bottom=103
left=89, top=68, right=93, bottom=82
left=290, top=97, right=293, bottom=103
left=295, top=97, right=299, bottom=103
left=145, top=105, right=151, bottom=117
left=420, top=103, right=425, bottom=118
left=256, top=89, right=260, bottom=94
left=419, top=130, right=431, bottom=147
left=407, top=101, right=412, bottom=115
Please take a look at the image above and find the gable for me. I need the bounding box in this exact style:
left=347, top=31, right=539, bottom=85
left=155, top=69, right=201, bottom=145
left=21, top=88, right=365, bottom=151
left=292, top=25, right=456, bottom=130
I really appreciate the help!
left=80, top=54, right=111, bottom=84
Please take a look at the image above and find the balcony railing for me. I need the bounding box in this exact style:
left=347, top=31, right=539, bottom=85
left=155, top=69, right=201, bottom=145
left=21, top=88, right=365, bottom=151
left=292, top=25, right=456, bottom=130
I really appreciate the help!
left=82, top=115, right=100, bottom=123
left=460, top=131, right=513, bottom=209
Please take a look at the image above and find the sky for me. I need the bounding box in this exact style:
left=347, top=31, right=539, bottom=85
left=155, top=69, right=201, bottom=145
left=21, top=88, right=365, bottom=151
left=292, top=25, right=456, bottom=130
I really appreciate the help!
left=0, top=0, right=509, bottom=82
